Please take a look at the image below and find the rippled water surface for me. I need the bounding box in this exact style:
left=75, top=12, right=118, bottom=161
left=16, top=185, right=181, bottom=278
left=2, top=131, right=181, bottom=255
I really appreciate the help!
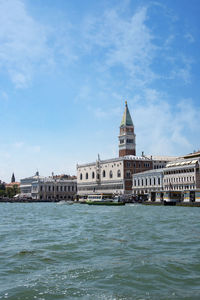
left=0, top=203, right=200, bottom=300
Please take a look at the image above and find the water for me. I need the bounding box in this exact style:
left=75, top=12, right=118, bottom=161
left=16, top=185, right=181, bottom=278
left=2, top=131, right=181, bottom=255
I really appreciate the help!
left=0, top=203, right=200, bottom=300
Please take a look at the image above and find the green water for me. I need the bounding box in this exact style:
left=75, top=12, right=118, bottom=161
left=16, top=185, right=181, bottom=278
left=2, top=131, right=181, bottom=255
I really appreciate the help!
left=0, top=203, right=200, bottom=300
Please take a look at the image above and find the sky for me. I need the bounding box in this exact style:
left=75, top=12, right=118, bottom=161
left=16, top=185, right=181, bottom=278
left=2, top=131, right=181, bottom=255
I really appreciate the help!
left=0, top=0, right=200, bottom=182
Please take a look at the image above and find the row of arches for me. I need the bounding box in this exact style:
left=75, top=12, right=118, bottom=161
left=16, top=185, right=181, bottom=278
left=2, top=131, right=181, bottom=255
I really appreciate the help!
left=80, top=170, right=122, bottom=180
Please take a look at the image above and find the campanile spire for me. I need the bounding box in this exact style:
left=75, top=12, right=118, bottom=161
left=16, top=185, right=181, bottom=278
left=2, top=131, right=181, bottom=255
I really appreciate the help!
left=119, top=101, right=136, bottom=157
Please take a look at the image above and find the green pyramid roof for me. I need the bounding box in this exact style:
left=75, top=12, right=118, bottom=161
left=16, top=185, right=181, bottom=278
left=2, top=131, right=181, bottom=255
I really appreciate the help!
left=120, top=101, right=133, bottom=127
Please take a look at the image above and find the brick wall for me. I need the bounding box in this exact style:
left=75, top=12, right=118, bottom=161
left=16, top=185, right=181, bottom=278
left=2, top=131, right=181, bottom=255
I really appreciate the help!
left=119, top=149, right=136, bottom=157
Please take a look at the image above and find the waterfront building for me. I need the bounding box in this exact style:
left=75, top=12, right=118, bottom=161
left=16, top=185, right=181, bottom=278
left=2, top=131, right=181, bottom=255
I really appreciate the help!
left=77, top=102, right=153, bottom=195
left=20, top=171, right=43, bottom=197
left=132, top=169, right=163, bottom=201
left=132, top=154, right=200, bottom=202
left=77, top=154, right=153, bottom=195
left=20, top=172, right=77, bottom=200
left=163, top=157, right=200, bottom=192
left=77, top=101, right=180, bottom=196
left=31, top=177, right=77, bottom=201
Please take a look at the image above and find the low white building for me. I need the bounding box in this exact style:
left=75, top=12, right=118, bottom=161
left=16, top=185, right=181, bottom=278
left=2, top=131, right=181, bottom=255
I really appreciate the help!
left=20, top=172, right=43, bottom=198
left=163, top=157, right=200, bottom=191
left=31, top=177, right=77, bottom=201
left=20, top=172, right=77, bottom=201
left=132, top=169, right=164, bottom=201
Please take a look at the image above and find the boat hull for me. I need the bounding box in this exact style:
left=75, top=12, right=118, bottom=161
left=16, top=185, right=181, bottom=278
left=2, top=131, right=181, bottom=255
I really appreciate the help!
left=86, top=200, right=125, bottom=206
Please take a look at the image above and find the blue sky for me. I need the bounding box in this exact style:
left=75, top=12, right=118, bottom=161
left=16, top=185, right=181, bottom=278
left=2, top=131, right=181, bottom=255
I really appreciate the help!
left=0, top=0, right=200, bottom=182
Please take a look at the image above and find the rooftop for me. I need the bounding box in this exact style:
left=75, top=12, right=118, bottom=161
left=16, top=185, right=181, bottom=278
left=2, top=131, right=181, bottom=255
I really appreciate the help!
left=77, top=155, right=152, bottom=168
left=183, top=150, right=200, bottom=159
left=166, top=157, right=199, bottom=168
left=145, top=155, right=179, bottom=161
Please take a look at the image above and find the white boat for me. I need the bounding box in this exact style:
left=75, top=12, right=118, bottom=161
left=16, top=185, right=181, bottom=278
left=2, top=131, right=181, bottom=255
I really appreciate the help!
left=57, top=200, right=74, bottom=205
left=86, top=193, right=125, bottom=206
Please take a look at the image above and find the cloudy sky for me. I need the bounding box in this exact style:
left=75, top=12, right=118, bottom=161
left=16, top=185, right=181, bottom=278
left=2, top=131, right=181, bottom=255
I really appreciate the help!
left=0, top=0, right=200, bottom=182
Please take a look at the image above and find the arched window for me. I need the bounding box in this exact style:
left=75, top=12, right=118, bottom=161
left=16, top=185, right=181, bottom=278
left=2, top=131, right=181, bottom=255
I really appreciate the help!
left=102, top=170, right=106, bottom=177
left=117, top=170, right=121, bottom=177
left=109, top=170, right=113, bottom=178
left=80, top=173, right=82, bottom=180
left=92, top=172, right=95, bottom=179
left=86, top=173, right=88, bottom=180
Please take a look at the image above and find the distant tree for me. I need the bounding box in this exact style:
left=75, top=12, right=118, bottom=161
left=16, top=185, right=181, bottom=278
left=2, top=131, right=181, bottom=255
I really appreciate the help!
left=11, top=173, right=15, bottom=183
left=5, top=185, right=20, bottom=198
left=6, top=187, right=14, bottom=198
left=0, top=190, right=6, bottom=197
left=0, top=184, right=5, bottom=191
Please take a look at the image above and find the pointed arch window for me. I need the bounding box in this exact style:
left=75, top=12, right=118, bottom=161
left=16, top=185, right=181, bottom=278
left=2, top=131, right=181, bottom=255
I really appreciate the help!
left=86, top=173, right=88, bottom=180
left=92, top=172, right=95, bottom=179
left=109, top=170, right=113, bottom=178
left=80, top=173, right=82, bottom=180
left=117, top=170, right=121, bottom=178
left=102, top=170, right=106, bottom=178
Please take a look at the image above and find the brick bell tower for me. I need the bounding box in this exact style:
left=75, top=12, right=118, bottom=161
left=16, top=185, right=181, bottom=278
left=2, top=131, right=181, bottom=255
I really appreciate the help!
left=119, top=101, right=136, bottom=157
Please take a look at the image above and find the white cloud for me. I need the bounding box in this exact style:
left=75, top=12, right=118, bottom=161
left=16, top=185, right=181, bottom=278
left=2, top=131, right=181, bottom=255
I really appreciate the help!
left=30, top=145, right=41, bottom=153
left=82, top=3, right=196, bottom=89
left=91, top=106, right=121, bottom=119
left=0, top=0, right=77, bottom=88
left=13, top=142, right=24, bottom=149
left=132, top=89, right=198, bottom=156
left=83, top=6, right=156, bottom=86
left=12, top=141, right=41, bottom=153
left=166, top=55, right=193, bottom=85
left=0, top=0, right=50, bottom=88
